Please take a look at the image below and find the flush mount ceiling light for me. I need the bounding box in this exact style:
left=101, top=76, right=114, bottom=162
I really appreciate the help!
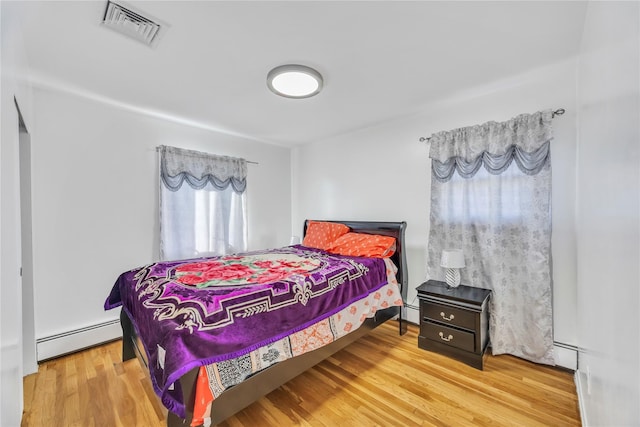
left=267, top=65, right=323, bottom=99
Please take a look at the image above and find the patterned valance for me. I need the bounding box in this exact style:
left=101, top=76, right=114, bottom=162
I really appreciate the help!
left=159, top=145, right=247, bottom=193
left=428, top=110, right=553, bottom=182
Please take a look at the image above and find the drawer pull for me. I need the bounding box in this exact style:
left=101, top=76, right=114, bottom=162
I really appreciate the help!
left=438, top=332, right=454, bottom=342
left=440, top=312, right=454, bottom=321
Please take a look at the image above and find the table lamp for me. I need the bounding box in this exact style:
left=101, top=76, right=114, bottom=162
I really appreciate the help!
left=441, top=249, right=465, bottom=288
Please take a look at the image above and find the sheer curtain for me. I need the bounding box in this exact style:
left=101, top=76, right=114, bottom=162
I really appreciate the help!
left=159, top=145, right=247, bottom=261
left=427, top=110, right=555, bottom=365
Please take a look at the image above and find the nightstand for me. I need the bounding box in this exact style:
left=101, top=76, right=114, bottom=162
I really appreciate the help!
left=416, top=280, right=491, bottom=370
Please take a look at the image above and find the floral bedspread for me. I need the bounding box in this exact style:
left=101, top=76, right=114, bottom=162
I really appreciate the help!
left=104, top=245, right=392, bottom=418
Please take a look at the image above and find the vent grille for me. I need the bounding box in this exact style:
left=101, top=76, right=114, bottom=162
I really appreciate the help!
left=102, top=1, right=163, bottom=46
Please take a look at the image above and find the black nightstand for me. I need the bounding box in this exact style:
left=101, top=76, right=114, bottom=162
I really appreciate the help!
left=416, top=280, right=491, bottom=370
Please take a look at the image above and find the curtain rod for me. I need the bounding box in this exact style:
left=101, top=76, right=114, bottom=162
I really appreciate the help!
left=155, top=145, right=259, bottom=165
left=418, top=108, right=566, bottom=142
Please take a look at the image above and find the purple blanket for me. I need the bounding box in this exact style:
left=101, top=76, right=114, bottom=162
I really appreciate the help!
left=104, top=245, right=389, bottom=417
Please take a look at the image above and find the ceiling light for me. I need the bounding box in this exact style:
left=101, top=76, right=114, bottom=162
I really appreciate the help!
left=267, top=65, right=323, bottom=99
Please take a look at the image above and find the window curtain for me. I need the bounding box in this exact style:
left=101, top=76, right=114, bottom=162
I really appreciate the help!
left=159, top=145, right=247, bottom=261
left=427, top=110, right=555, bottom=365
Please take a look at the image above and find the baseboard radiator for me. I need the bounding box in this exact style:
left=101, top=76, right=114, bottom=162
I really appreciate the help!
left=36, top=319, right=121, bottom=361
left=405, top=305, right=577, bottom=370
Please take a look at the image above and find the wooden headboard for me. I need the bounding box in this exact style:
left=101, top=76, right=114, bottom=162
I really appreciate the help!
left=302, top=220, right=408, bottom=306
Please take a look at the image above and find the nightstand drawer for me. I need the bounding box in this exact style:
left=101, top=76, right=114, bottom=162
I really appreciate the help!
left=422, top=322, right=475, bottom=352
left=422, top=301, right=476, bottom=331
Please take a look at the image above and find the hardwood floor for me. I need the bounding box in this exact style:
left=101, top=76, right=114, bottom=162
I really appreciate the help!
left=22, top=322, right=581, bottom=426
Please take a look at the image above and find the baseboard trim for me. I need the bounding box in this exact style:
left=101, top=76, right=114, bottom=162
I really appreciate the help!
left=575, top=370, right=588, bottom=426
left=36, top=319, right=121, bottom=361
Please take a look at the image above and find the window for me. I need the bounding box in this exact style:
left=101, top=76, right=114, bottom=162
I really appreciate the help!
left=441, top=164, right=532, bottom=224
left=158, top=146, right=247, bottom=260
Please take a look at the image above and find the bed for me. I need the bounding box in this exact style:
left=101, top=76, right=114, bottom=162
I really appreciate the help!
left=105, top=220, right=408, bottom=427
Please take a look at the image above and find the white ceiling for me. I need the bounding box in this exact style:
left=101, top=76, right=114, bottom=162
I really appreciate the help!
left=14, top=1, right=587, bottom=146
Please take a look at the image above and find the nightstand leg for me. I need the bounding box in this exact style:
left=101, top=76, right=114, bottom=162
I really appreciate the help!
left=399, top=305, right=408, bottom=335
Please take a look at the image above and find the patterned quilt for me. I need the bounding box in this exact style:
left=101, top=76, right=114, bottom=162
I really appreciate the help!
left=104, top=245, right=395, bottom=418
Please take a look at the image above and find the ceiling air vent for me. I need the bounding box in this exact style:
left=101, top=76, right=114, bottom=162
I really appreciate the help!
left=101, top=1, right=166, bottom=47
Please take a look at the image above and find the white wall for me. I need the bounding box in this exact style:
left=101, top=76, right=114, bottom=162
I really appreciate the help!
left=29, top=86, right=292, bottom=353
left=575, top=1, right=639, bottom=425
left=292, top=57, right=578, bottom=353
left=1, top=2, right=35, bottom=425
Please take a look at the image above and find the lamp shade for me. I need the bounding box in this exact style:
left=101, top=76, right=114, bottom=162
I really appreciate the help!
left=440, top=249, right=465, bottom=268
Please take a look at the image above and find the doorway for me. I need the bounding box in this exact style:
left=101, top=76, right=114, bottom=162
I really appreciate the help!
left=17, top=99, right=37, bottom=374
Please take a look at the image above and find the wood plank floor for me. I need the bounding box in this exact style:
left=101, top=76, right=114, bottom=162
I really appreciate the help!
left=22, top=322, right=581, bottom=426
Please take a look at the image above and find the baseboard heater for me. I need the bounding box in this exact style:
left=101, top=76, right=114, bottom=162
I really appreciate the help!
left=553, top=341, right=578, bottom=371
left=36, top=319, right=121, bottom=361
left=404, top=305, right=578, bottom=370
